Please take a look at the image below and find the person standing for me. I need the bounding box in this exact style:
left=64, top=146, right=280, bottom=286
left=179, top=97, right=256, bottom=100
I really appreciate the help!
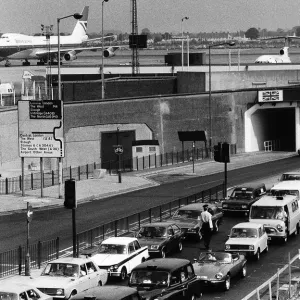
left=199, top=204, right=213, bottom=250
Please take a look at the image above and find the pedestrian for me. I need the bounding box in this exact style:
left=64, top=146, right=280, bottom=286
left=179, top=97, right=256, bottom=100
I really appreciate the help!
left=199, top=204, right=213, bottom=250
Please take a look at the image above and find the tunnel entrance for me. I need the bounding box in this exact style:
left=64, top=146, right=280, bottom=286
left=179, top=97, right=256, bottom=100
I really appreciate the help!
left=246, top=106, right=296, bottom=152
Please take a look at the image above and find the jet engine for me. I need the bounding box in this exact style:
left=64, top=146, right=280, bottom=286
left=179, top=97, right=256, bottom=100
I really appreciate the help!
left=64, top=50, right=77, bottom=61
left=103, top=48, right=116, bottom=58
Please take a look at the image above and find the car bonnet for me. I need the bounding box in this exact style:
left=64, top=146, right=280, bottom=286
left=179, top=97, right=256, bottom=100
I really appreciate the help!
left=92, top=253, right=128, bottom=266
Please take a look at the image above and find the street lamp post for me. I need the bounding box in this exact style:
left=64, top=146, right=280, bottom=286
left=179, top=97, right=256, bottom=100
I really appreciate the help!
left=208, top=41, right=235, bottom=156
left=57, top=11, right=82, bottom=198
left=181, top=16, right=189, bottom=71
left=102, top=0, right=109, bottom=99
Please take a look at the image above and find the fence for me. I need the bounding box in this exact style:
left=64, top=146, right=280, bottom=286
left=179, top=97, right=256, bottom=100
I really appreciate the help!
left=242, top=252, right=300, bottom=300
left=0, top=146, right=230, bottom=195
left=0, top=183, right=224, bottom=278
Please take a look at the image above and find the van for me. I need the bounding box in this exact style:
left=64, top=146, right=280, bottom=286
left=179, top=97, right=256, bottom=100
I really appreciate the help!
left=249, top=193, right=300, bottom=243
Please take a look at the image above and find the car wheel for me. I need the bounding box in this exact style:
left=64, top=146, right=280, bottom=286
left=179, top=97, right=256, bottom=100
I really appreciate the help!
left=241, top=264, right=247, bottom=278
left=141, top=257, right=146, bottom=263
left=282, top=236, right=288, bottom=244
left=190, top=294, right=197, bottom=300
left=160, top=248, right=166, bottom=258
left=68, top=290, right=77, bottom=300
left=255, top=249, right=260, bottom=261
left=120, top=267, right=127, bottom=281
left=265, top=244, right=269, bottom=253
left=224, top=275, right=231, bottom=291
left=177, top=241, right=183, bottom=252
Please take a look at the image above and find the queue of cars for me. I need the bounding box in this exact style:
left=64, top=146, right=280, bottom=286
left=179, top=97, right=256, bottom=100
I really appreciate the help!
left=4, top=172, right=300, bottom=300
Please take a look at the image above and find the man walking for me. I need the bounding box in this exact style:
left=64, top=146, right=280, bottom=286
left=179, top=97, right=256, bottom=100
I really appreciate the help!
left=199, top=204, right=213, bottom=250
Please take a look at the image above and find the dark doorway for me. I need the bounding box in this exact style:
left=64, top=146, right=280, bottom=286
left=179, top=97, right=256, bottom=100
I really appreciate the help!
left=101, top=130, right=135, bottom=170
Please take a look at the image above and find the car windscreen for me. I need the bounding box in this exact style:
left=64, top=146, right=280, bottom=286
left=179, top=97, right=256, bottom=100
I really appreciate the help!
left=173, top=209, right=201, bottom=219
left=230, top=228, right=257, bottom=238
left=99, top=244, right=126, bottom=254
left=42, top=263, right=80, bottom=277
left=270, top=189, right=299, bottom=197
left=130, top=270, right=169, bottom=287
left=230, top=190, right=253, bottom=200
left=250, top=206, right=283, bottom=219
left=280, top=174, right=300, bottom=181
left=198, top=252, right=231, bottom=263
left=139, top=226, right=167, bottom=238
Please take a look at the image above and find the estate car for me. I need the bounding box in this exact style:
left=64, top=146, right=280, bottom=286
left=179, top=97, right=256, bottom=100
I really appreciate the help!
left=129, top=258, right=202, bottom=300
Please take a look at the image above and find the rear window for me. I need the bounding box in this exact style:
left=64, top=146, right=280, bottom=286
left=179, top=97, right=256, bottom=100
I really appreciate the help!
left=280, top=174, right=300, bottom=181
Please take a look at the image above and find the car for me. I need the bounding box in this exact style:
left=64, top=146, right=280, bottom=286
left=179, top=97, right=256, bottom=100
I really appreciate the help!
left=72, top=286, right=142, bottom=300
left=222, top=183, right=267, bottom=215
left=0, top=282, right=52, bottom=300
left=92, top=237, right=149, bottom=281
left=136, top=222, right=185, bottom=258
left=225, top=222, right=269, bottom=260
left=29, top=257, right=108, bottom=299
left=129, top=258, right=202, bottom=300
left=192, top=251, right=247, bottom=291
left=170, top=202, right=223, bottom=241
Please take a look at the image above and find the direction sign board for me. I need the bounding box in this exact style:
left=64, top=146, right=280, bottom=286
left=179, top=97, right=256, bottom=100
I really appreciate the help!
left=18, top=100, right=64, bottom=158
left=113, top=145, right=123, bottom=155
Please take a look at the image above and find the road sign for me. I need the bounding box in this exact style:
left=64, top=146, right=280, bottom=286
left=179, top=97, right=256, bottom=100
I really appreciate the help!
left=18, top=100, right=64, bottom=158
left=113, top=145, right=123, bottom=155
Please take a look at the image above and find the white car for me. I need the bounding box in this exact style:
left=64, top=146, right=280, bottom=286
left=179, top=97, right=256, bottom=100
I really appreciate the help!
left=225, top=222, right=268, bottom=261
left=0, top=283, right=52, bottom=300
left=92, top=237, right=149, bottom=280
left=28, top=257, right=108, bottom=299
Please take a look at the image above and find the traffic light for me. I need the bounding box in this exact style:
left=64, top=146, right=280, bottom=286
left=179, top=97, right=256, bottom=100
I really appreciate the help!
left=213, top=142, right=222, bottom=162
left=64, top=179, right=77, bottom=209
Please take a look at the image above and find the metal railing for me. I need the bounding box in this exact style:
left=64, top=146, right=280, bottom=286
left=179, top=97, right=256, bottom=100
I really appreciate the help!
left=0, top=183, right=224, bottom=278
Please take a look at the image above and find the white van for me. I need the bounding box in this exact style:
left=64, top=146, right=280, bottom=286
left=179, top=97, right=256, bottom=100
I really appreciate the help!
left=249, top=194, right=300, bottom=243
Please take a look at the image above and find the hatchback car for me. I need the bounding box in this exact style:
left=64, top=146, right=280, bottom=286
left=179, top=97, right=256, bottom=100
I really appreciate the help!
left=129, top=258, right=202, bottom=300
left=136, top=222, right=185, bottom=258
left=170, top=202, right=223, bottom=241
left=225, top=222, right=269, bottom=260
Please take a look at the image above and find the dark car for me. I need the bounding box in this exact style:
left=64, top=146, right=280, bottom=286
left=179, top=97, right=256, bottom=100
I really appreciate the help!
left=129, top=258, right=202, bottom=300
left=72, top=286, right=142, bottom=300
left=222, top=183, right=266, bottom=215
left=170, top=202, right=223, bottom=241
left=192, top=251, right=247, bottom=291
left=136, top=222, right=185, bottom=258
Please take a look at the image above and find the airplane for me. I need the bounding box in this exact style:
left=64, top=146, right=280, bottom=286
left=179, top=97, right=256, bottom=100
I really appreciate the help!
left=255, top=35, right=300, bottom=63
left=0, top=6, right=119, bottom=67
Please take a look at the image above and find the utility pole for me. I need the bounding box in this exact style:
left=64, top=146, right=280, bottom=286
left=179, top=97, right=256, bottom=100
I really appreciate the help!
left=131, top=0, right=139, bottom=75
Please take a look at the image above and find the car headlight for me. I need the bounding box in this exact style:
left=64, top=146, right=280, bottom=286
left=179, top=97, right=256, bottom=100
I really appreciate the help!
left=249, top=245, right=254, bottom=250
left=110, top=265, right=119, bottom=271
left=150, top=245, right=159, bottom=250
left=215, top=272, right=223, bottom=280
left=277, top=224, right=283, bottom=231
left=56, top=289, right=64, bottom=296
left=225, top=244, right=230, bottom=250
left=223, top=204, right=228, bottom=208
left=242, top=205, right=247, bottom=209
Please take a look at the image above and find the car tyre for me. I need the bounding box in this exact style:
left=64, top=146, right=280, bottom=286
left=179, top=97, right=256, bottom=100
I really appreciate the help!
left=241, top=264, right=247, bottom=278
left=160, top=248, right=166, bottom=258
left=177, top=241, right=183, bottom=252
left=120, top=267, right=127, bottom=281
left=190, top=294, right=197, bottom=300
left=265, top=244, right=269, bottom=253
left=255, top=249, right=260, bottom=261
left=224, top=274, right=231, bottom=291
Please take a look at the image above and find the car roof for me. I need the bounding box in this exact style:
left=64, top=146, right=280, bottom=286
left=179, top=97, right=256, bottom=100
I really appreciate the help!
left=252, top=194, right=297, bottom=206
left=177, top=203, right=214, bottom=210
left=281, top=172, right=300, bottom=175
left=0, top=282, right=37, bottom=293
left=272, top=181, right=300, bottom=190
left=141, top=222, right=178, bottom=227
left=73, top=286, right=138, bottom=300
left=48, top=256, right=94, bottom=264
left=232, top=222, right=261, bottom=229
left=101, top=237, right=137, bottom=245
left=133, top=258, right=190, bottom=272
left=233, top=182, right=265, bottom=191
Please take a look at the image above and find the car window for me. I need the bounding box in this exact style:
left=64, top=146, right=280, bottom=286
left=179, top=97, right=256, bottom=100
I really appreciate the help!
left=167, top=227, right=174, bottom=236
left=172, top=224, right=181, bottom=234
left=99, top=244, right=126, bottom=254
left=173, top=209, right=200, bottom=219
left=170, top=270, right=181, bottom=285
left=129, top=243, right=135, bottom=254
left=26, top=290, right=40, bottom=300
left=186, top=264, right=194, bottom=279
left=139, top=226, right=167, bottom=238
left=80, top=264, right=87, bottom=276
left=133, top=240, right=141, bottom=250
left=86, top=261, right=97, bottom=273
left=19, top=293, right=27, bottom=300
left=130, top=270, right=169, bottom=287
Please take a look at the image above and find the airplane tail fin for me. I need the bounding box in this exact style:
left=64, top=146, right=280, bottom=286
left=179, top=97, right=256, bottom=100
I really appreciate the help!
left=71, top=6, right=89, bottom=41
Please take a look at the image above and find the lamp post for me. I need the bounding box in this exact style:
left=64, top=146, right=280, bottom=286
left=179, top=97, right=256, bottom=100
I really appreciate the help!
left=208, top=41, right=235, bottom=156
left=57, top=11, right=82, bottom=199
left=181, top=16, right=189, bottom=71
left=102, top=0, right=109, bottom=99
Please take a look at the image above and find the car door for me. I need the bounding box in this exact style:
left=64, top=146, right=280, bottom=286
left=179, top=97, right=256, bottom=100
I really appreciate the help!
left=229, top=253, right=241, bottom=277
left=260, top=226, right=268, bottom=251
left=86, top=261, right=100, bottom=288
left=128, top=242, right=139, bottom=273
left=171, top=224, right=182, bottom=250
left=78, top=263, right=90, bottom=291
left=166, top=226, right=176, bottom=253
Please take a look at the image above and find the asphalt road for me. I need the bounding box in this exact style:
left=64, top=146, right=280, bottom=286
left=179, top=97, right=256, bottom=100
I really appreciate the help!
left=2, top=156, right=300, bottom=299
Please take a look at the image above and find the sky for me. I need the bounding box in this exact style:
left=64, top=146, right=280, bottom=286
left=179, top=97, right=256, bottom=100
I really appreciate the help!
left=1, top=0, right=300, bottom=35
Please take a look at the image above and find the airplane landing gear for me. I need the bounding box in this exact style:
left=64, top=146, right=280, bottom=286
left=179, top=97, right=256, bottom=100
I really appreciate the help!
left=22, top=59, right=30, bottom=66
left=4, top=60, right=11, bottom=67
